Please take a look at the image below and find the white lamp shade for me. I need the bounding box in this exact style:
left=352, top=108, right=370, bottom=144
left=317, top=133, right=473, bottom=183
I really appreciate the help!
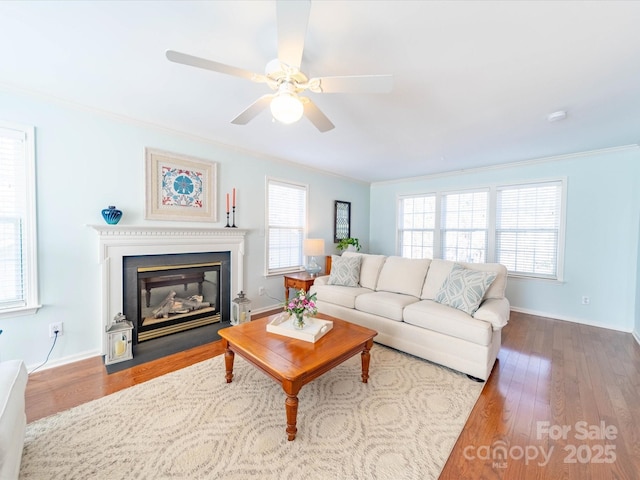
left=304, top=238, right=325, bottom=256
left=270, top=93, right=304, bottom=124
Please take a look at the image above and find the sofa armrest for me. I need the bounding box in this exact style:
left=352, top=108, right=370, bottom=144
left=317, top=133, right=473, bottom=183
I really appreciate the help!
left=312, top=275, right=330, bottom=286
left=473, top=297, right=510, bottom=330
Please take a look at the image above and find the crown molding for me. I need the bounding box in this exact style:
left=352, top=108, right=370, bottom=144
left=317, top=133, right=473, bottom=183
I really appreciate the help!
left=372, top=144, right=640, bottom=187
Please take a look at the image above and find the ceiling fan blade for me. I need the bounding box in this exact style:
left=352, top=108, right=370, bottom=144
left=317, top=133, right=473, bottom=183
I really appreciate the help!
left=301, top=98, right=334, bottom=132
left=166, top=50, right=266, bottom=83
left=276, top=0, right=311, bottom=69
left=310, top=74, right=394, bottom=94
left=231, top=94, right=274, bottom=125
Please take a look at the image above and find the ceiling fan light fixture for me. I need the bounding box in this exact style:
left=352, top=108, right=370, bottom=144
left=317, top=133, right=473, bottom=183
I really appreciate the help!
left=166, top=3, right=392, bottom=132
left=270, top=92, right=304, bottom=124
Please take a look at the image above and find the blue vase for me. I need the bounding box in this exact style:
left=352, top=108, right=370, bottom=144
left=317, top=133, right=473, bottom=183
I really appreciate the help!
left=101, top=205, right=123, bottom=225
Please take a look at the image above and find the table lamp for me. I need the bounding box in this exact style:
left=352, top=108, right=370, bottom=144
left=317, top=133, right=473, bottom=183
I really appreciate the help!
left=304, top=238, right=325, bottom=276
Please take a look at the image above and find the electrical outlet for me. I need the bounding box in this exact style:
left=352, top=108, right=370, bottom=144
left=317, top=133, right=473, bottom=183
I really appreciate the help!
left=49, top=322, right=63, bottom=338
left=258, top=286, right=265, bottom=296
left=581, top=296, right=590, bottom=305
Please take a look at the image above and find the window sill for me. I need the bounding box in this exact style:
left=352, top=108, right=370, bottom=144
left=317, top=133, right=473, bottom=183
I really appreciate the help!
left=507, top=274, right=564, bottom=285
left=0, top=304, right=42, bottom=319
left=265, top=268, right=305, bottom=278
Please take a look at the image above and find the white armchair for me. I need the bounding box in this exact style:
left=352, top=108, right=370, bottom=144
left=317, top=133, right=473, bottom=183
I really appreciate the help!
left=0, top=360, right=28, bottom=480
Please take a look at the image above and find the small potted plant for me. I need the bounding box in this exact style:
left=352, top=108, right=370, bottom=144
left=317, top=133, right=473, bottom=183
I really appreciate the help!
left=336, top=237, right=361, bottom=252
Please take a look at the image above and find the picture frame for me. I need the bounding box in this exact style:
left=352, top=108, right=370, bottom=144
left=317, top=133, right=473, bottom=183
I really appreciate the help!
left=145, top=148, right=218, bottom=222
left=334, top=200, right=351, bottom=243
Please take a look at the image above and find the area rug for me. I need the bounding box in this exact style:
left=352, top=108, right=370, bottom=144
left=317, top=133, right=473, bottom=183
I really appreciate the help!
left=20, top=345, right=483, bottom=480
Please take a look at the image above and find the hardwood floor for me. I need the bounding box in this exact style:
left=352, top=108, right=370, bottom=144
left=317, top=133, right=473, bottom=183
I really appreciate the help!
left=26, top=311, right=640, bottom=479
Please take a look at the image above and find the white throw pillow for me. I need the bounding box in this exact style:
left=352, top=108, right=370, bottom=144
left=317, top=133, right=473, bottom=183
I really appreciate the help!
left=328, top=255, right=362, bottom=287
left=434, top=263, right=497, bottom=316
left=342, top=252, right=387, bottom=290
left=375, top=256, right=431, bottom=298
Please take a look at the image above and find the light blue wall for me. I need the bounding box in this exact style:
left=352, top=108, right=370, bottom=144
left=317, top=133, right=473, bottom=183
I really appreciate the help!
left=2, top=86, right=638, bottom=368
left=0, top=89, right=370, bottom=367
left=370, top=147, right=640, bottom=332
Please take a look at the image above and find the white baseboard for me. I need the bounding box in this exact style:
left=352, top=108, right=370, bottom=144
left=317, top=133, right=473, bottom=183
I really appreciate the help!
left=251, top=304, right=282, bottom=316
left=32, top=308, right=635, bottom=371
left=509, top=306, right=632, bottom=333
left=27, top=309, right=285, bottom=373
left=27, top=348, right=102, bottom=374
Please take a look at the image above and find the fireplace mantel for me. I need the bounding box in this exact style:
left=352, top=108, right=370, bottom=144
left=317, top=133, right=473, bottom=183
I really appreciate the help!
left=90, top=224, right=248, bottom=239
left=90, top=225, right=247, bottom=354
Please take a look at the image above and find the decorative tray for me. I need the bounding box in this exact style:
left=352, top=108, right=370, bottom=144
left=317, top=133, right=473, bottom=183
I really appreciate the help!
left=266, top=313, right=333, bottom=343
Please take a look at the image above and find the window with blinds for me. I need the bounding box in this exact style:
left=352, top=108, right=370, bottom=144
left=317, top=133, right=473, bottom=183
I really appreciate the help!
left=0, top=123, right=39, bottom=315
left=397, top=180, right=565, bottom=280
left=441, top=190, right=489, bottom=263
left=399, top=195, right=436, bottom=259
left=496, top=181, right=563, bottom=279
left=266, top=178, right=307, bottom=275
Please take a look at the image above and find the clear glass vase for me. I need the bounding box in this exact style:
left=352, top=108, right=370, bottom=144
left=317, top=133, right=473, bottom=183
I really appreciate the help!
left=293, top=312, right=306, bottom=329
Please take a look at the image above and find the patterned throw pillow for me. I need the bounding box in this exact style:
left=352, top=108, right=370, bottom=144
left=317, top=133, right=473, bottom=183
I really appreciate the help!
left=328, top=255, right=362, bottom=287
left=434, top=263, right=497, bottom=316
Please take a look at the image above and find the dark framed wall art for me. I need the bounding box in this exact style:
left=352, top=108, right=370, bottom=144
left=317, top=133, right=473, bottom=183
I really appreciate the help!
left=334, top=200, right=351, bottom=243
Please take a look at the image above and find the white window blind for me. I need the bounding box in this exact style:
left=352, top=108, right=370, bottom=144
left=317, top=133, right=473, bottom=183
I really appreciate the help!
left=496, top=181, right=562, bottom=278
left=0, top=124, right=38, bottom=314
left=441, top=190, right=489, bottom=263
left=399, top=195, right=436, bottom=259
left=266, top=179, right=307, bottom=274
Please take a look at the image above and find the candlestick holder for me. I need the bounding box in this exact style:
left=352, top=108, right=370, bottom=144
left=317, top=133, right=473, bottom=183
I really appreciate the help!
left=225, top=211, right=230, bottom=228
left=232, top=206, right=237, bottom=228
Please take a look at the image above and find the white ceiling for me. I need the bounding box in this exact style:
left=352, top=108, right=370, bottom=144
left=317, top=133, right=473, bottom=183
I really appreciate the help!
left=1, top=1, right=639, bottom=183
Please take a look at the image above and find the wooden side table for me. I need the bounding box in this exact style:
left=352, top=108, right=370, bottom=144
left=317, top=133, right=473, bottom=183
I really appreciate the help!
left=283, top=272, right=316, bottom=302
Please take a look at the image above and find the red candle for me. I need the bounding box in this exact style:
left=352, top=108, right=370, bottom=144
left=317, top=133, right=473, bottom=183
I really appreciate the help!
left=233, top=188, right=236, bottom=207
left=226, top=193, right=229, bottom=213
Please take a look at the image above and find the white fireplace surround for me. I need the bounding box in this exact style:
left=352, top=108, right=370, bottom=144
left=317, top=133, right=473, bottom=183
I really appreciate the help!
left=91, top=225, right=247, bottom=353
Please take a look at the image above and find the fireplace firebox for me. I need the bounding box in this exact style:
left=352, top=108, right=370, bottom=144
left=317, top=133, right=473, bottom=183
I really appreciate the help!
left=123, top=251, right=231, bottom=344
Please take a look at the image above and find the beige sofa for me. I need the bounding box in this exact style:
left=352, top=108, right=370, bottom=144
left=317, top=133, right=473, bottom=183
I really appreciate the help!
left=310, top=252, right=510, bottom=380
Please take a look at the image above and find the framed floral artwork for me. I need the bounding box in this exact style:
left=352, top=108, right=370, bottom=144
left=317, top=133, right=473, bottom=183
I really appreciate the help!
left=145, top=148, right=218, bottom=222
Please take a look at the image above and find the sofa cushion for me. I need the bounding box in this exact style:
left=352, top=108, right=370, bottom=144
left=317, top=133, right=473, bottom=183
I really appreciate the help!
left=375, top=256, right=431, bottom=298
left=342, top=252, right=387, bottom=290
left=403, top=300, right=493, bottom=346
left=421, top=259, right=506, bottom=300
left=434, top=263, right=496, bottom=315
left=355, top=291, right=420, bottom=322
left=328, top=254, right=362, bottom=287
left=312, top=284, right=372, bottom=309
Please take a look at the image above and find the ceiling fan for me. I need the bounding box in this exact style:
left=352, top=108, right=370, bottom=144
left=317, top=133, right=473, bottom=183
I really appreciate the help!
left=166, top=0, right=393, bottom=132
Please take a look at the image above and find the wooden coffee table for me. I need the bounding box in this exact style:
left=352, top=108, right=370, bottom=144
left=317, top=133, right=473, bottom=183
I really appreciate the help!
left=218, top=312, right=377, bottom=441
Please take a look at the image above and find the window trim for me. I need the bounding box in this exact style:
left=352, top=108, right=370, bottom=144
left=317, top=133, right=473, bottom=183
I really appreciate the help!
left=397, top=177, right=566, bottom=281
left=264, top=176, right=309, bottom=276
left=495, top=178, right=566, bottom=281
left=0, top=121, right=40, bottom=318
